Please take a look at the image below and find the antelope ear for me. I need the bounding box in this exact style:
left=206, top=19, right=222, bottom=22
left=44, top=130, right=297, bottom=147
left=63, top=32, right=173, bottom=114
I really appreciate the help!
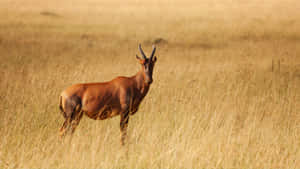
left=136, top=55, right=145, bottom=64
left=152, top=56, right=157, bottom=62
left=136, top=54, right=142, bottom=60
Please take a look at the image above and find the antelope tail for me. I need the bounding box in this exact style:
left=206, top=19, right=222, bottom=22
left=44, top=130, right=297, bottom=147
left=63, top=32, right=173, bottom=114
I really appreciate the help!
left=59, top=95, right=66, bottom=118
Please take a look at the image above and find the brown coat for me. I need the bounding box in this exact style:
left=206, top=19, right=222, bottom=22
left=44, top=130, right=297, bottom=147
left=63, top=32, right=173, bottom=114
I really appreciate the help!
left=59, top=44, right=157, bottom=145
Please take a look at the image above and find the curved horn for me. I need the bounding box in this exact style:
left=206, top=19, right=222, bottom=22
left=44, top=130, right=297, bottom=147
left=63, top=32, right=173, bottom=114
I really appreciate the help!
left=139, top=44, right=147, bottom=59
left=150, top=45, right=156, bottom=60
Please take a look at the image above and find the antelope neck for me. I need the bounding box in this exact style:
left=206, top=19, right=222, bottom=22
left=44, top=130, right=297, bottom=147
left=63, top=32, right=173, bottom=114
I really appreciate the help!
left=133, top=70, right=150, bottom=93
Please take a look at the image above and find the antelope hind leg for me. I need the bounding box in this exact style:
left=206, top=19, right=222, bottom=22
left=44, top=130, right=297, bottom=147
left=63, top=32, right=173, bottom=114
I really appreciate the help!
left=70, top=110, right=84, bottom=134
left=59, top=118, right=71, bottom=139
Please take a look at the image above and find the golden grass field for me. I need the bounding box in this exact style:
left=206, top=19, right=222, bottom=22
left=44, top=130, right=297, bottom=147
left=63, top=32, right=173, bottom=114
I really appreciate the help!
left=0, top=0, right=299, bottom=168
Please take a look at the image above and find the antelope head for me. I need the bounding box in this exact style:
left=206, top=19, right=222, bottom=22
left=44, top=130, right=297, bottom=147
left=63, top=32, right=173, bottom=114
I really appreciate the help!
left=136, top=44, right=157, bottom=84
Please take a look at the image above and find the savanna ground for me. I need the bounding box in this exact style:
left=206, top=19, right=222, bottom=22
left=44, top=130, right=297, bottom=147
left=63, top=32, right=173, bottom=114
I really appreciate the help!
left=0, top=0, right=299, bottom=168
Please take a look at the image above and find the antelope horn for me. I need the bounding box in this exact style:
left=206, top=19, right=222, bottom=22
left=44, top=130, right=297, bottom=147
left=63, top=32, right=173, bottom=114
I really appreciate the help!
left=150, top=45, right=156, bottom=60
left=139, top=44, right=147, bottom=59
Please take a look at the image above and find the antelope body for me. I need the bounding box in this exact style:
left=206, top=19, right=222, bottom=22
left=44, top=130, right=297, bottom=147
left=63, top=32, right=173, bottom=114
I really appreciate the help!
left=59, top=44, right=157, bottom=145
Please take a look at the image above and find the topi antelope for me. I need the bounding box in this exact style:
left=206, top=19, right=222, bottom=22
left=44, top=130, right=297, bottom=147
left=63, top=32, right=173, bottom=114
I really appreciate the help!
left=59, top=44, right=157, bottom=145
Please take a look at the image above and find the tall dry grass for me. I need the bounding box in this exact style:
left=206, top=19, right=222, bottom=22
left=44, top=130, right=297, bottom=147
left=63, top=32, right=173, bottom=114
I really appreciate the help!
left=0, top=0, right=299, bottom=168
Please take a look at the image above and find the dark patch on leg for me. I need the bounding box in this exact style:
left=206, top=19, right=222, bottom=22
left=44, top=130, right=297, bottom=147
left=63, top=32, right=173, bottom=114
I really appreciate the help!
left=120, top=110, right=129, bottom=146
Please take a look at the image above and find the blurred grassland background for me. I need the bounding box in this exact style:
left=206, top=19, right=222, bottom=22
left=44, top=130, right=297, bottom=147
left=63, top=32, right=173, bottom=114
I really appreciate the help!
left=0, top=0, right=299, bottom=168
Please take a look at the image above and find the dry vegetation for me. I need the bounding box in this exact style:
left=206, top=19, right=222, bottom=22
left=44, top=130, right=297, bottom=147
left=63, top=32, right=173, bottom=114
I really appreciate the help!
left=0, top=0, right=300, bottom=168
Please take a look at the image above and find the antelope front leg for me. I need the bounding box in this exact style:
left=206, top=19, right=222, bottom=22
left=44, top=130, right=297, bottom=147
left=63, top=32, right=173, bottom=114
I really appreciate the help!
left=120, top=111, right=129, bottom=146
